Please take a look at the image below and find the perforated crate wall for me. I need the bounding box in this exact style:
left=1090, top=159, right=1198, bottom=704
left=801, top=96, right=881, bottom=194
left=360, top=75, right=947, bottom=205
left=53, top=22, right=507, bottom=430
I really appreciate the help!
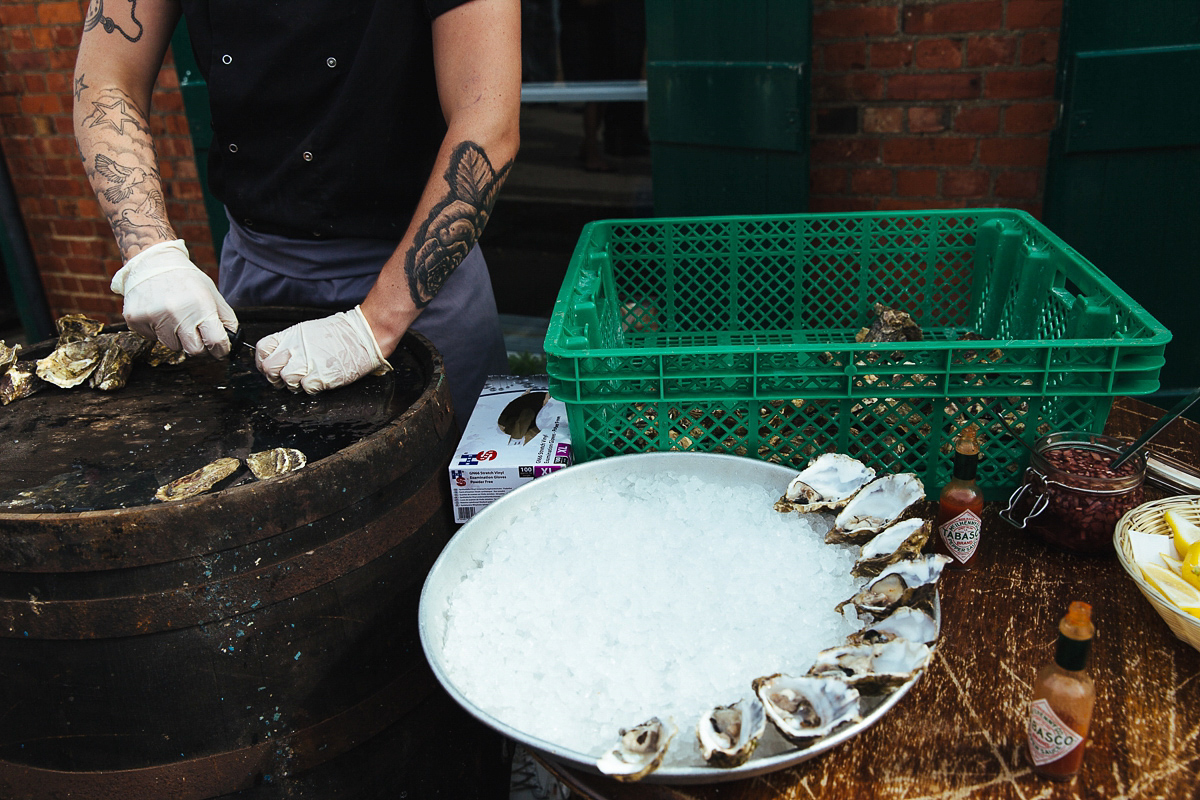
left=545, top=209, right=1170, bottom=497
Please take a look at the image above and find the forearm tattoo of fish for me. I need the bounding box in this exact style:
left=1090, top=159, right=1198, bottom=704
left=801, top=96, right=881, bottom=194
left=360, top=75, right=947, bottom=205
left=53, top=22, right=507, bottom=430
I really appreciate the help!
left=406, top=142, right=512, bottom=308
left=84, top=0, right=144, bottom=42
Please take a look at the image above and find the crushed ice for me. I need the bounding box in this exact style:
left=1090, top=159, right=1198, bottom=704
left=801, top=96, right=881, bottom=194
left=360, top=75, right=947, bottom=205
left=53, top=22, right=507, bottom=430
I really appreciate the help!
left=440, top=469, right=863, bottom=767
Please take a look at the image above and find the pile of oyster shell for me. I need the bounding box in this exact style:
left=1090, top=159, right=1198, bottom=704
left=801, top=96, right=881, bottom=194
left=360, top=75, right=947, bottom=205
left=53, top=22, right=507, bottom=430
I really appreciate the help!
left=596, top=453, right=950, bottom=781
left=0, top=314, right=186, bottom=405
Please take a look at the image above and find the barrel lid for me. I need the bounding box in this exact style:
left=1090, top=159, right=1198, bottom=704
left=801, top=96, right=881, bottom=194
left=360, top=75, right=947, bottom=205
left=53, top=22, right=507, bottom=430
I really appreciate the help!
left=0, top=313, right=426, bottom=515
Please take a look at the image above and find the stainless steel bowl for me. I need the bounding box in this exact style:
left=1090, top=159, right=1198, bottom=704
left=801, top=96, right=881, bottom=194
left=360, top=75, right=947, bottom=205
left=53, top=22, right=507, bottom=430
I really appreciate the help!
left=418, top=452, right=932, bottom=784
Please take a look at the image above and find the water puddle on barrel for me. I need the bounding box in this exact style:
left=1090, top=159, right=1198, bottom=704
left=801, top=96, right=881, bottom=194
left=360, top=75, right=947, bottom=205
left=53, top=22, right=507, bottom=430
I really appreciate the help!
left=0, top=329, right=427, bottom=512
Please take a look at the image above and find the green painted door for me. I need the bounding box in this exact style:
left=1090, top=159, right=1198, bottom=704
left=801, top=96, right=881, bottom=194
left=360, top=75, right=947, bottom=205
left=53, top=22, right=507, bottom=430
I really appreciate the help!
left=645, top=0, right=810, bottom=217
left=1044, top=1, right=1200, bottom=399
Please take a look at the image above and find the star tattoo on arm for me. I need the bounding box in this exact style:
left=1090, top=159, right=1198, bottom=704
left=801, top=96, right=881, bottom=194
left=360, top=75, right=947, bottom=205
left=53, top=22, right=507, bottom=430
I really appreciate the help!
left=406, top=142, right=512, bottom=308
left=83, top=95, right=148, bottom=135
left=74, top=74, right=89, bottom=103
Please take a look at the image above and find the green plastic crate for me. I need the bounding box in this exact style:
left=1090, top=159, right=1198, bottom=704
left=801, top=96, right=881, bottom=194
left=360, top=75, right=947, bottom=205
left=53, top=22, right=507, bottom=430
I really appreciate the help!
left=543, top=209, right=1171, bottom=499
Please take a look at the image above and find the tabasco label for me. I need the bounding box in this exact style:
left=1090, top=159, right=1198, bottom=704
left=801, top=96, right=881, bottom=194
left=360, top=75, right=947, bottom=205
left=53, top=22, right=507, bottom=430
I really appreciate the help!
left=938, top=508, right=981, bottom=563
left=1027, top=698, right=1082, bottom=766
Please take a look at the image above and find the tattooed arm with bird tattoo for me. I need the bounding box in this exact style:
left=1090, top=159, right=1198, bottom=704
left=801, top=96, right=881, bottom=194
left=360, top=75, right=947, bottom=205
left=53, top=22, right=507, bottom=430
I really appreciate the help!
left=73, top=0, right=236, bottom=358
left=256, top=0, right=521, bottom=393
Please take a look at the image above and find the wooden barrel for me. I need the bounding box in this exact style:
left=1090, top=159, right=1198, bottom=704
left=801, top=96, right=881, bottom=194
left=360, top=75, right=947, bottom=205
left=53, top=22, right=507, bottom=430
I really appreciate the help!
left=0, top=311, right=506, bottom=799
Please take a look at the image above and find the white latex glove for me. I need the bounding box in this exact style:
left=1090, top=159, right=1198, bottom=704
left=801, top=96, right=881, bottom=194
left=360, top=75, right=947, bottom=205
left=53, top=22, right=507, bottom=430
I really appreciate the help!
left=111, top=239, right=237, bottom=358
left=255, top=305, right=391, bottom=394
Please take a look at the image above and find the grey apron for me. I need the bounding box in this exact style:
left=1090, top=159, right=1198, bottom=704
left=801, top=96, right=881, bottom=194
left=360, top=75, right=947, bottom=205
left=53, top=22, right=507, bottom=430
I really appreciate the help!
left=219, top=214, right=509, bottom=430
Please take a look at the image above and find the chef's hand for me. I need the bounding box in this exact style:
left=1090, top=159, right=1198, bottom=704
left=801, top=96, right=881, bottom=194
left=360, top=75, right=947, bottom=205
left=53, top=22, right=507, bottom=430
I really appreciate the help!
left=255, top=305, right=392, bottom=394
left=110, top=239, right=238, bottom=358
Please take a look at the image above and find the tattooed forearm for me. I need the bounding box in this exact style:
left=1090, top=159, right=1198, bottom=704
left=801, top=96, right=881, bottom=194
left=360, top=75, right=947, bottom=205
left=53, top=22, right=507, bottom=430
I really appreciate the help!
left=84, top=0, right=144, bottom=42
left=75, top=86, right=174, bottom=257
left=405, top=142, right=512, bottom=308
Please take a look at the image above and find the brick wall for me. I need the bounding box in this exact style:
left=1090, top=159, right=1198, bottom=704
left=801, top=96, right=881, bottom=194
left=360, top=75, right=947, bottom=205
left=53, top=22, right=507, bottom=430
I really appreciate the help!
left=0, top=0, right=1061, bottom=324
left=0, top=0, right=214, bottom=325
left=810, top=0, right=1061, bottom=214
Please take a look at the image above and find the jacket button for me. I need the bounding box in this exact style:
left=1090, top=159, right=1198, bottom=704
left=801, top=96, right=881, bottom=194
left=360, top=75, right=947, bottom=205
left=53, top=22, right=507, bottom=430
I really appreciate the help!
left=326, top=57, right=337, bottom=68
left=302, top=151, right=313, bottom=162
left=222, top=54, right=232, bottom=65
left=229, top=143, right=238, bottom=153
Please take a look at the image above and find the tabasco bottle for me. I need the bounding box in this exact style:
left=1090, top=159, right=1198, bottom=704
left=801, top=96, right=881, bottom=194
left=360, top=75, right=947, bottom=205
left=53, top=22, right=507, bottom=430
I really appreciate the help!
left=934, top=425, right=983, bottom=567
left=1026, top=601, right=1096, bottom=780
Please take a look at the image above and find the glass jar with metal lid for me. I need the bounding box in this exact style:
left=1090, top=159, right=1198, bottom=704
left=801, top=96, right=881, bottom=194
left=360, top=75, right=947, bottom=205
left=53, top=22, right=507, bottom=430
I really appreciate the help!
left=1000, top=431, right=1147, bottom=554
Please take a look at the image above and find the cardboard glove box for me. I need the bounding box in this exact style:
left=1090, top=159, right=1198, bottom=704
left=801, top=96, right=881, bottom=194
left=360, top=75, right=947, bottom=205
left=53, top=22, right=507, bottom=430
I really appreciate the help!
left=449, top=375, right=573, bottom=523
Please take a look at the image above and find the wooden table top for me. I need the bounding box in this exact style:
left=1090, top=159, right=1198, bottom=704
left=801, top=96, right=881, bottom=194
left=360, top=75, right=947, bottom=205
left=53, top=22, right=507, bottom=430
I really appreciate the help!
left=536, top=396, right=1200, bottom=800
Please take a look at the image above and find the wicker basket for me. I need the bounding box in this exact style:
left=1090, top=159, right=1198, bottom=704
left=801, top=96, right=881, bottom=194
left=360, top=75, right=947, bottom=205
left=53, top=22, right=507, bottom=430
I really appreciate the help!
left=1115, top=495, right=1200, bottom=652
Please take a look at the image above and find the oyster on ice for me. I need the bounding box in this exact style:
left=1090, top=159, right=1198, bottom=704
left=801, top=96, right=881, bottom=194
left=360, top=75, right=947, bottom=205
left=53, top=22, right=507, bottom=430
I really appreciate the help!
left=847, top=606, right=940, bottom=646
left=838, top=554, right=951, bottom=620
left=155, top=457, right=242, bottom=502
left=852, top=518, right=931, bottom=577
left=809, top=638, right=933, bottom=694
left=1, top=360, right=45, bottom=405
left=247, top=447, right=307, bottom=480
left=696, top=698, right=767, bottom=768
left=774, top=453, right=877, bottom=513
left=36, top=339, right=103, bottom=388
left=596, top=717, right=677, bottom=782
left=752, top=673, right=861, bottom=745
left=827, top=473, right=925, bottom=544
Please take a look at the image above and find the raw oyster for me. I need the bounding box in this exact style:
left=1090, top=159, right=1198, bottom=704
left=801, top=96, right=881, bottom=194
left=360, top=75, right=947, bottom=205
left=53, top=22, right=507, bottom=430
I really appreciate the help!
left=809, top=638, right=933, bottom=694
left=696, top=697, right=766, bottom=768
left=847, top=606, right=940, bottom=646
left=36, top=339, right=103, bottom=388
left=827, top=472, right=925, bottom=544
left=247, top=447, right=307, bottom=480
left=752, top=673, right=861, bottom=745
left=774, top=453, right=876, bottom=512
left=852, top=518, right=931, bottom=577
left=838, top=554, right=951, bottom=620
left=90, top=332, right=153, bottom=391
left=0, top=340, right=19, bottom=372
left=55, top=313, right=105, bottom=345
left=1, top=360, right=45, bottom=405
left=595, top=717, right=676, bottom=782
left=155, top=457, right=242, bottom=502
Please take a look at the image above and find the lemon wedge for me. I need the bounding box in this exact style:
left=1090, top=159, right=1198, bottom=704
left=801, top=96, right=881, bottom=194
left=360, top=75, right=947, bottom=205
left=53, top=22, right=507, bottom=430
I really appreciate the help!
left=1161, top=552, right=1185, bottom=574
left=1166, top=508, right=1200, bottom=559
left=1141, top=563, right=1200, bottom=618
left=1183, top=541, right=1200, bottom=592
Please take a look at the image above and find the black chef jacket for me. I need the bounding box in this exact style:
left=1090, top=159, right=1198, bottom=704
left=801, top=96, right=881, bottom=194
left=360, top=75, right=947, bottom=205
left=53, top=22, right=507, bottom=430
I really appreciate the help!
left=180, top=0, right=473, bottom=240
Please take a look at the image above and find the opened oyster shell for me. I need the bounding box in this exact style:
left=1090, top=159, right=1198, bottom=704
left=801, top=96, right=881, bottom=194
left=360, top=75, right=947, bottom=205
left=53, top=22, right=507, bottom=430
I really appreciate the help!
left=0, top=340, right=19, bottom=373
left=809, top=638, right=933, bottom=694
left=752, top=673, right=861, bottom=745
left=36, top=339, right=103, bottom=388
left=838, top=554, right=951, bottom=620
left=54, top=313, right=105, bottom=345
left=852, top=518, right=931, bottom=577
left=155, top=457, right=242, bottom=502
left=827, top=472, right=925, bottom=544
left=1, top=360, right=45, bottom=405
left=247, top=447, right=307, bottom=480
left=775, top=453, right=876, bottom=513
left=847, top=606, right=940, bottom=646
left=696, top=697, right=766, bottom=768
left=596, top=717, right=676, bottom=782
